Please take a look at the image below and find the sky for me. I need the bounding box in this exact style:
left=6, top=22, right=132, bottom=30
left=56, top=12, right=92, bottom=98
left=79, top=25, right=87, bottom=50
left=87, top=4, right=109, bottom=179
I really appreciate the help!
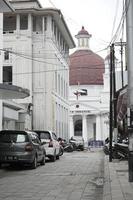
left=39, top=0, right=124, bottom=58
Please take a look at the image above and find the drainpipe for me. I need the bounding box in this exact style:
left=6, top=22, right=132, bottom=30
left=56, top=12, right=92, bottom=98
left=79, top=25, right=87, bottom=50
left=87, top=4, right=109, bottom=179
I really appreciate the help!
left=126, top=0, right=133, bottom=182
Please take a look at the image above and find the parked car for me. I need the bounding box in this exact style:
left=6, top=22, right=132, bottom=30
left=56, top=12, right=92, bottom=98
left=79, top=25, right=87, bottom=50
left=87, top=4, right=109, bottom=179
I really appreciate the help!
left=34, top=130, right=60, bottom=162
left=0, top=130, right=46, bottom=169
left=69, top=136, right=84, bottom=151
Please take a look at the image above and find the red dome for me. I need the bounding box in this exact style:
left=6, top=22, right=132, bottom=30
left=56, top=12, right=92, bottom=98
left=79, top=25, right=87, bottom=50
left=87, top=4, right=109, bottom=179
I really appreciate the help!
left=69, top=50, right=105, bottom=85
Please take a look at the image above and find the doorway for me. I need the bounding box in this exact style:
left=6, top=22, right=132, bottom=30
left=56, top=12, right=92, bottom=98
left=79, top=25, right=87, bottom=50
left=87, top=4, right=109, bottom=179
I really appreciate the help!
left=74, top=120, right=82, bottom=136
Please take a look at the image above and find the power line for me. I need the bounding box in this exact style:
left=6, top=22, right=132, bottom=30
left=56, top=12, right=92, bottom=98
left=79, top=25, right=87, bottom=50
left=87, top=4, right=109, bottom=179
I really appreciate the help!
left=10, top=63, right=123, bottom=76
left=111, top=0, right=120, bottom=39
left=109, top=0, right=128, bottom=45
left=1, top=45, right=108, bottom=65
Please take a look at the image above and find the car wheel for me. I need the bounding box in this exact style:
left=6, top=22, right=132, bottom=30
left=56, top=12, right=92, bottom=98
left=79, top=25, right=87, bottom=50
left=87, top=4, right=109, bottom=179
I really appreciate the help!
left=59, top=147, right=64, bottom=156
left=56, top=155, right=60, bottom=160
left=31, top=155, right=37, bottom=169
left=40, top=154, right=46, bottom=166
left=51, top=151, right=56, bottom=162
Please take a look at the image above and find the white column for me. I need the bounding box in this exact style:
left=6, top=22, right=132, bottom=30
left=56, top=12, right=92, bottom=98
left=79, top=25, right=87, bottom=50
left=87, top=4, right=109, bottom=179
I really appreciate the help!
left=47, top=16, right=52, bottom=38
left=16, top=14, right=20, bottom=38
left=16, top=14, right=20, bottom=31
left=82, top=115, right=88, bottom=147
left=28, top=14, right=32, bottom=36
left=69, top=115, right=74, bottom=139
left=96, top=114, right=101, bottom=140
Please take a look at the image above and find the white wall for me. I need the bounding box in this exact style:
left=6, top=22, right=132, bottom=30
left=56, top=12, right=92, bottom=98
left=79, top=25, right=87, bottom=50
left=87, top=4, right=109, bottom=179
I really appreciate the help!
left=0, top=13, right=3, bottom=130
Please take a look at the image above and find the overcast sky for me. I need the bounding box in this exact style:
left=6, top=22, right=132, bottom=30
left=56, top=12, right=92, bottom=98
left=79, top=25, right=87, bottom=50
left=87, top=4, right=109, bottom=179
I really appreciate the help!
left=39, top=0, right=124, bottom=58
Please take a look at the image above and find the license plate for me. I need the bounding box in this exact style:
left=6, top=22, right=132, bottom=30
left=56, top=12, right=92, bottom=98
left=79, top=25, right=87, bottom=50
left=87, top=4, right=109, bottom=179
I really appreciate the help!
left=7, top=156, right=13, bottom=160
left=7, top=156, right=17, bottom=160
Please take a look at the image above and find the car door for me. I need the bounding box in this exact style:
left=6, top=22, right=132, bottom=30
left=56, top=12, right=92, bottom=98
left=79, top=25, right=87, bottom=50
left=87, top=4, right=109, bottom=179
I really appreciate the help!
left=52, top=132, right=60, bottom=155
left=31, top=133, right=43, bottom=161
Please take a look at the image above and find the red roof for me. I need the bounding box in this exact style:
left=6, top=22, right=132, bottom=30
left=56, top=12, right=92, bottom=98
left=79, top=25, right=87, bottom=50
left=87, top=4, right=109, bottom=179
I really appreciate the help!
left=69, top=50, right=105, bottom=85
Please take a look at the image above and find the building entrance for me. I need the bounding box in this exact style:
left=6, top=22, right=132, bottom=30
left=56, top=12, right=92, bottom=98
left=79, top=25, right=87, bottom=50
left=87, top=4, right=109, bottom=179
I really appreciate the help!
left=74, top=120, right=82, bottom=136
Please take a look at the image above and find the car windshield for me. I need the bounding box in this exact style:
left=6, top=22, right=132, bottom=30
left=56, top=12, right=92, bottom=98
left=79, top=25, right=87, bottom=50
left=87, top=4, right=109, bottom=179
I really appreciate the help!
left=0, top=132, right=29, bottom=143
left=40, top=132, right=51, bottom=140
left=73, top=137, right=83, bottom=142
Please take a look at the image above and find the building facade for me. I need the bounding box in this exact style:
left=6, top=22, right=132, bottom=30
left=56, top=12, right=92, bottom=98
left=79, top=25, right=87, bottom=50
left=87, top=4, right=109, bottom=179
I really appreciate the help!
left=69, top=27, right=109, bottom=146
left=0, top=0, right=29, bottom=131
left=3, top=0, right=75, bottom=139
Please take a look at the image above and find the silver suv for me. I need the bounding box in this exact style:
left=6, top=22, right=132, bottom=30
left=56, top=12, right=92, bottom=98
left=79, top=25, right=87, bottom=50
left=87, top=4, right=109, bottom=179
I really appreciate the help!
left=0, top=130, right=46, bottom=169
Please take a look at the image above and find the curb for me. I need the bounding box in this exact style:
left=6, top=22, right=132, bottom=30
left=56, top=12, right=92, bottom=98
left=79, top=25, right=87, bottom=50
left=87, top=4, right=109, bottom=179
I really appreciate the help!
left=103, top=156, right=112, bottom=200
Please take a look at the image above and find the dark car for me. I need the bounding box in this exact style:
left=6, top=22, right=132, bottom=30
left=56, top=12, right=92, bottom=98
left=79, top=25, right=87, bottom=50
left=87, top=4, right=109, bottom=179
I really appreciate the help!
left=0, top=130, right=46, bottom=169
left=69, top=136, right=84, bottom=151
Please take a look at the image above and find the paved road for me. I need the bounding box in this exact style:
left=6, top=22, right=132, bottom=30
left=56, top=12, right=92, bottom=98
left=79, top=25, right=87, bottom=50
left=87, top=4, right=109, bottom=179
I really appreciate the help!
left=0, top=149, right=104, bottom=200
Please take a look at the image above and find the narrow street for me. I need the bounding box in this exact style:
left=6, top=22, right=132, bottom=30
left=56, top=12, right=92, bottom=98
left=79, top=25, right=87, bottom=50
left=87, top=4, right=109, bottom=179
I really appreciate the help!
left=0, top=149, right=104, bottom=200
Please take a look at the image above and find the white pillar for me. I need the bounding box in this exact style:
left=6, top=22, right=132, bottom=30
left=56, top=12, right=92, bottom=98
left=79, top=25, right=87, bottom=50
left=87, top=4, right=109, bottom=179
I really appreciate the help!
left=47, top=16, right=52, bottom=38
left=96, top=114, right=101, bottom=140
left=69, top=115, right=74, bottom=139
left=82, top=115, right=88, bottom=147
left=16, top=14, right=20, bottom=31
left=28, top=14, right=32, bottom=36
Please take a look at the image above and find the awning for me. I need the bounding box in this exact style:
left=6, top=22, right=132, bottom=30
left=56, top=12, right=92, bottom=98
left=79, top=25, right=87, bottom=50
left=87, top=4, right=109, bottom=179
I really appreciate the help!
left=0, top=83, right=30, bottom=99
left=117, top=86, right=127, bottom=121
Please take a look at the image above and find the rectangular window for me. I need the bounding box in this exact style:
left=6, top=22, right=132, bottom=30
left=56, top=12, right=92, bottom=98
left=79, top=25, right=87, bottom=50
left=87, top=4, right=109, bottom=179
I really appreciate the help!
left=54, top=23, right=56, bottom=37
left=44, top=17, right=47, bottom=31
left=55, top=72, right=57, bottom=92
left=4, top=51, right=9, bottom=60
left=3, top=15, right=16, bottom=32
left=20, top=14, right=28, bottom=30
left=93, top=123, right=96, bottom=140
left=33, top=16, right=42, bottom=32
left=58, top=74, right=60, bottom=95
left=51, top=18, right=54, bottom=31
left=3, top=66, right=12, bottom=85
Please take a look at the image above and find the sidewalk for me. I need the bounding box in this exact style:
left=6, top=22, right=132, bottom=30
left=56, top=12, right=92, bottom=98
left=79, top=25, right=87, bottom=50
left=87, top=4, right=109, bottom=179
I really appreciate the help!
left=103, top=155, right=133, bottom=200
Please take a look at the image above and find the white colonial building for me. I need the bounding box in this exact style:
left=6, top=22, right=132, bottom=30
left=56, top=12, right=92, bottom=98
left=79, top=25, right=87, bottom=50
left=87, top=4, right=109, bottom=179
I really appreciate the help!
left=3, top=0, right=75, bottom=139
left=69, top=27, right=110, bottom=146
left=0, top=0, right=29, bottom=131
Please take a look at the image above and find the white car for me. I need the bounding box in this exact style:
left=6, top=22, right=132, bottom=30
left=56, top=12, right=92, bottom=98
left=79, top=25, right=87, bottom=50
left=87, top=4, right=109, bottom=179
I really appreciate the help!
left=34, top=130, right=60, bottom=162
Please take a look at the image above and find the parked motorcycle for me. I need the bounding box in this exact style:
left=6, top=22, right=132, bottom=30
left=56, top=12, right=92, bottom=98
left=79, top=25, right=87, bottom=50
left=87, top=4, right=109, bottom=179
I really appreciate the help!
left=57, top=138, right=74, bottom=153
left=103, top=137, right=128, bottom=160
left=58, top=138, right=64, bottom=156
left=63, top=142, right=74, bottom=152
left=113, top=143, right=128, bottom=160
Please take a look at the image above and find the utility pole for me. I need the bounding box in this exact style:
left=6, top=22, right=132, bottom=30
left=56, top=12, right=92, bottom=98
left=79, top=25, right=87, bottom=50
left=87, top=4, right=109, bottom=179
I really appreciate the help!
left=109, top=44, right=113, bottom=162
left=126, top=0, right=133, bottom=182
left=115, top=41, right=127, bottom=140
left=112, top=44, right=117, bottom=144
left=120, top=39, right=124, bottom=87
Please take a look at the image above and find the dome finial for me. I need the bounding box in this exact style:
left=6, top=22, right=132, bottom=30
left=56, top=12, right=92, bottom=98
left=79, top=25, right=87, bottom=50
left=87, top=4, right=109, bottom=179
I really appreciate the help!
left=75, top=27, right=92, bottom=50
